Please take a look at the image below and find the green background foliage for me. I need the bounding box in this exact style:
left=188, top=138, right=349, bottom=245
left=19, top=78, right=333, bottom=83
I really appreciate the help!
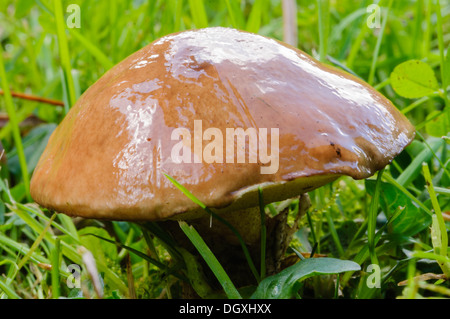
left=0, top=0, right=449, bottom=299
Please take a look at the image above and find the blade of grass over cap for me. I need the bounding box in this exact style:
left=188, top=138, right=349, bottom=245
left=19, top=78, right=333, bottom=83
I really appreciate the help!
left=179, top=221, right=242, bottom=299
left=164, top=173, right=260, bottom=283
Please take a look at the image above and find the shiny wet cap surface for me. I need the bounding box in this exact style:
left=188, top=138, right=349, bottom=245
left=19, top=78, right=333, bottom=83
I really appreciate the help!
left=30, top=27, right=415, bottom=221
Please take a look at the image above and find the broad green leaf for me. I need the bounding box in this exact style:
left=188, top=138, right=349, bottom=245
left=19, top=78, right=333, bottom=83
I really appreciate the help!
left=251, top=258, right=360, bottom=299
left=366, top=180, right=431, bottom=237
left=390, top=60, right=439, bottom=98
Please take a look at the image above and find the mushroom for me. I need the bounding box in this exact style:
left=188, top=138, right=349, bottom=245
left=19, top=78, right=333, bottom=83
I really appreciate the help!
left=30, top=27, right=415, bottom=291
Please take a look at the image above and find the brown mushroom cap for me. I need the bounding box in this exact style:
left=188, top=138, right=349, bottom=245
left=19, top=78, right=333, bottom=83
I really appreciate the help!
left=30, top=27, right=415, bottom=221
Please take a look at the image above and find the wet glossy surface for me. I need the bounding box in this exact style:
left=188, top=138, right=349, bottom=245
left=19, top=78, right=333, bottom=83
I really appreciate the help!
left=30, top=27, right=415, bottom=221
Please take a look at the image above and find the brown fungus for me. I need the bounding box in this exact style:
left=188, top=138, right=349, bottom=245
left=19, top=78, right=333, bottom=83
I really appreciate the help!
left=30, top=27, right=415, bottom=289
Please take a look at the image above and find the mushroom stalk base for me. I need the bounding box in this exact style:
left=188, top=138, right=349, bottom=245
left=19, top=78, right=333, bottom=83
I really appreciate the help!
left=160, top=193, right=311, bottom=296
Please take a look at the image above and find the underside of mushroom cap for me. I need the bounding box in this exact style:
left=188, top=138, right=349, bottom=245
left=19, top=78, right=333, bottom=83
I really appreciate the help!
left=30, top=27, right=415, bottom=221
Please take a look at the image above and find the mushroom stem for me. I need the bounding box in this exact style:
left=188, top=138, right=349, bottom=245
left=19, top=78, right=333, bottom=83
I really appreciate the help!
left=160, top=193, right=311, bottom=292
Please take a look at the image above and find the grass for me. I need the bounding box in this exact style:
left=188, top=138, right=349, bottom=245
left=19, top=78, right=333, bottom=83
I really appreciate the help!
left=0, top=0, right=449, bottom=299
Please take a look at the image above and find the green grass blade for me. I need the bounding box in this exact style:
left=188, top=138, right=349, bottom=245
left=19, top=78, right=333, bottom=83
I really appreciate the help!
left=346, top=7, right=370, bottom=69
left=382, top=174, right=433, bottom=217
left=225, top=0, right=245, bottom=29
left=317, top=0, right=330, bottom=62
left=396, top=137, right=444, bottom=187
left=51, top=238, right=61, bottom=299
left=422, top=163, right=450, bottom=277
left=411, top=0, right=424, bottom=58
left=325, top=210, right=344, bottom=257
left=188, top=0, right=208, bottom=28
left=164, top=173, right=260, bottom=282
left=435, top=187, right=450, bottom=196
left=69, top=29, right=114, bottom=70
left=53, top=0, right=77, bottom=111
left=368, top=169, right=384, bottom=266
left=435, top=0, right=449, bottom=110
left=56, top=213, right=80, bottom=242
left=179, top=221, right=242, bottom=299
left=9, top=203, right=127, bottom=294
left=14, top=203, right=79, bottom=243
left=174, top=0, right=184, bottom=32
left=0, top=45, right=31, bottom=201
left=341, top=207, right=403, bottom=285
left=87, top=233, right=187, bottom=282
left=0, top=277, right=21, bottom=299
left=368, top=0, right=392, bottom=85
left=164, top=174, right=206, bottom=209
left=17, top=213, right=57, bottom=271
left=246, top=0, right=265, bottom=33
left=0, top=232, right=49, bottom=265
left=412, top=251, right=450, bottom=265
left=401, top=96, right=433, bottom=114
